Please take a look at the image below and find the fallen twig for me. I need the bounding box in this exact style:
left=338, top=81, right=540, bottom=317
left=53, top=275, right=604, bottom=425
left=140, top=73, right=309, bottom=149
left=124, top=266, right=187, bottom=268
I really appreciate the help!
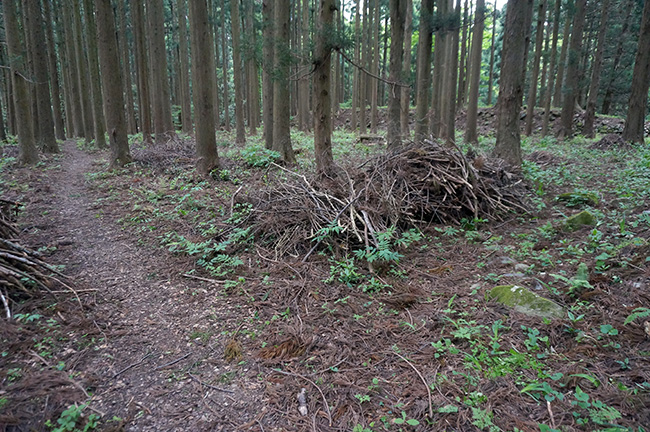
left=113, top=352, right=154, bottom=378
left=394, top=351, right=434, bottom=419
left=272, top=368, right=333, bottom=427
left=155, top=352, right=191, bottom=370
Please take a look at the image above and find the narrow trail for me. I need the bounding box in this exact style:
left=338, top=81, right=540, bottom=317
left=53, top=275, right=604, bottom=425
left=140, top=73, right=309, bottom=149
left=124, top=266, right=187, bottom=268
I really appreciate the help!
left=27, top=141, right=263, bottom=431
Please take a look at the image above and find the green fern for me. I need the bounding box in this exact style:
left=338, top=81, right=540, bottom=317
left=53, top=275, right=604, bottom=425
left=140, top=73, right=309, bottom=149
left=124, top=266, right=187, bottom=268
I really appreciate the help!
left=623, top=307, right=650, bottom=325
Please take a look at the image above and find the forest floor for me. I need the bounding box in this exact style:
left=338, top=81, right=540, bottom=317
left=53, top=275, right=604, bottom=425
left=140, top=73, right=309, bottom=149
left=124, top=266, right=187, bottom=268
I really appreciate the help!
left=1, top=115, right=650, bottom=432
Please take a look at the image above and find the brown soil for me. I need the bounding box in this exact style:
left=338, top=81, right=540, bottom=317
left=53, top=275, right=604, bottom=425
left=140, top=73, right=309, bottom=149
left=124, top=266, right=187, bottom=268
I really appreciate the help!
left=2, top=133, right=650, bottom=432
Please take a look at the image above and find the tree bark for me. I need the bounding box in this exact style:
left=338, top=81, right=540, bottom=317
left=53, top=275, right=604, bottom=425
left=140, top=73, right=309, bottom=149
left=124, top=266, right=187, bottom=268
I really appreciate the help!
left=414, top=0, right=434, bottom=140
left=272, top=0, right=295, bottom=162
left=387, top=0, right=407, bottom=149
left=221, top=0, right=230, bottom=131
left=177, top=0, right=193, bottom=134
left=622, top=0, right=650, bottom=144
left=351, top=0, right=361, bottom=130
left=494, top=0, right=533, bottom=167
left=583, top=0, right=610, bottom=138
left=189, top=0, right=220, bottom=174
left=457, top=0, right=470, bottom=107
left=262, top=0, right=274, bottom=148
left=148, top=0, right=174, bottom=141
left=116, top=0, right=137, bottom=134
left=370, top=0, right=380, bottom=133
left=487, top=1, right=498, bottom=105
left=3, top=0, right=37, bottom=164
left=444, top=0, right=461, bottom=145
left=25, top=0, right=58, bottom=153
left=400, top=0, right=413, bottom=136
left=42, top=0, right=65, bottom=140
left=82, top=0, right=108, bottom=150
left=557, top=0, right=586, bottom=139
left=230, top=0, right=246, bottom=144
left=60, top=4, right=84, bottom=137
left=95, top=0, right=131, bottom=167
left=542, top=0, right=561, bottom=136
left=524, top=0, right=547, bottom=136
left=465, top=0, right=485, bottom=144
left=131, top=0, right=152, bottom=144
left=72, top=3, right=93, bottom=143
left=313, top=0, right=337, bottom=175
left=552, top=3, right=572, bottom=108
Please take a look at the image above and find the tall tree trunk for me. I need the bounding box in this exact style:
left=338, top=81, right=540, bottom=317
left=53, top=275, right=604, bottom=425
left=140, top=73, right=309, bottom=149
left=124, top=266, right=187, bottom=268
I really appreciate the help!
left=296, top=0, right=309, bottom=132
left=61, top=4, right=83, bottom=137
left=210, top=0, right=221, bottom=129
left=400, top=0, right=413, bottom=136
left=272, top=0, right=295, bottom=162
left=351, top=0, right=360, bottom=130
left=230, top=0, right=246, bottom=144
left=524, top=0, right=547, bottom=136
left=538, top=16, right=551, bottom=106
left=487, top=0, right=498, bottom=105
left=465, top=0, right=485, bottom=144
left=557, top=0, right=586, bottom=139
left=221, top=0, right=230, bottom=131
left=583, top=0, right=610, bottom=138
left=178, top=0, right=193, bottom=134
left=148, top=0, right=174, bottom=141
left=95, top=0, right=131, bottom=167
left=262, top=0, right=274, bottom=148
left=359, top=0, right=369, bottom=135
left=414, top=0, right=434, bottom=140
left=622, top=0, right=650, bottom=144
left=542, top=0, right=561, bottom=136
left=25, top=0, right=58, bottom=153
left=387, top=0, right=407, bottom=149
left=131, top=0, right=152, bottom=144
left=432, top=0, right=449, bottom=138
left=42, top=0, right=65, bottom=140
left=313, top=0, right=337, bottom=175
left=117, top=0, right=137, bottom=134
left=494, top=0, right=533, bottom=167
left=552, top=3, right=573, bottom=108
left=72, top=3, right=93, bottom=143
left=457, top=0, right=469, bottom=107
left=3, top=0, right=37, bottom=164
left=443, top=0, right=461, bottom=145
left=370, top=0, right=380, bottom=133
left=601, top=0, right=634, bottom=115
left=189, top=0, right=220, bottom=173
left=245, top=0, right=260, bottom=133
left=82, top=0, right=108, bottom=150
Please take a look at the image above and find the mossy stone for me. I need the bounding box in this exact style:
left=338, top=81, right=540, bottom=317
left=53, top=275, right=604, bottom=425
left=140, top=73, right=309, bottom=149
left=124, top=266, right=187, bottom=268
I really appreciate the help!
left=556, top=192, right=599, bottom=207
left=488, top=285, right=565, bottom=319
left=563, top=210, right=596, bottom=231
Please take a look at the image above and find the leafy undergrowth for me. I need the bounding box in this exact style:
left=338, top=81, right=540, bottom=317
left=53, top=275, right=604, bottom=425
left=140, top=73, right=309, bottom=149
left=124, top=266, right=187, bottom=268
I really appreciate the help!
left=3, top=129, right=650, bottom=431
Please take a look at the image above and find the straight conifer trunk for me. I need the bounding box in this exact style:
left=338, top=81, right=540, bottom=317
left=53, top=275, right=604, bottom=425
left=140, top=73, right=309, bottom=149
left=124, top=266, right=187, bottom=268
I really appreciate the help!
left=131, top=0, right=152, bottom=143
left=400, top=0, right=413, bottom=137
left=117, top=0, right=137, bottom=134
left=230, top=0, right=246, bottom=144
left=583, top=0, right=610, bottom=138
left=95, top=0, right=131, bottom=167
left=414, top=0, right=434, bottom=140
left=262, top=0, right=274, bottom=149
left=189, top=0, right=220, bottom=173
left=524, top=0, right=547, bottom=136
left=465, top=0, right=485, bottom=144
left=622, top=0, right=650, bottom=144
left=178, top=0, right=193, bottom=134
left=272, top=0, right=295, bottom=162
left=552, top=7, right=572, bottom=108
left=42, top=0, right=65, bottom=140
left=387, top=0, right=407, bottom=149
left=542, top=0, right=562, bottom=136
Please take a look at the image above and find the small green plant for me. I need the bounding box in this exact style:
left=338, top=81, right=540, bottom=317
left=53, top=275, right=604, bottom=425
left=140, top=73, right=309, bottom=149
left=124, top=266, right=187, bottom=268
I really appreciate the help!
left=240, top=145, right=281, bottom=167
left=355, top=393, right=371, bottom=404
left=45, top=405, right=99, bottom=432
left=393, top=411, right=419, bottom=426
left=624, top=307, right=650, bottom=325
left=324, top=256, right=362, bottom=286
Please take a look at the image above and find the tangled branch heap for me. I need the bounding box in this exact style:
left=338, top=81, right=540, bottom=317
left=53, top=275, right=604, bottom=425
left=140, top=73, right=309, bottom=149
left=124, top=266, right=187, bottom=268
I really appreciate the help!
left=250, top=141, right=530, bottom=257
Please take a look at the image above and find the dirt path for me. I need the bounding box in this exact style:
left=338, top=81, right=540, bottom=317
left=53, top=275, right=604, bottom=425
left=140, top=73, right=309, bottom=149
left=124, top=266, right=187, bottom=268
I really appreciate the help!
left=23, top=141, right=264, bottom=431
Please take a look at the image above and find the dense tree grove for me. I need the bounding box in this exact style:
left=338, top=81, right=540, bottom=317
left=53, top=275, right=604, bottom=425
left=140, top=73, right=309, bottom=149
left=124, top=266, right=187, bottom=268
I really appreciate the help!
left=0, top=0, right=648, bottom=169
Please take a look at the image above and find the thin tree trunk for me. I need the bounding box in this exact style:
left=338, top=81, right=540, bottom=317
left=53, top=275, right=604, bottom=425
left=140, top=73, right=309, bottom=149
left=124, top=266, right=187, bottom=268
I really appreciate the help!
left=117, top=0, right=137, bottom=134
left=622, top=0, right=650, bottom=143
left=400, top=0, right=413, bottom=136
left=131, top=0, right=152, bottom=144
left=444, top=0, right=461, bottom=145
left=557, top=0, right=586, bottom=139
left=221, top=0, right=230, bottom=131
left=583, top=0, right=610, bottom=138
left=3, top=0, right=37, bottom=164
left=351, top=0, right=360, bottom=130
left=25, top=0, right=58, bottom=153
left=539, top=17, right=551, bottom=106
left=230, top=0, right=246, bottom=144
left=178, top=0, right=193, bottom=134
left=457, top=0, right=469, bottom=107
left=95, top=0, right=131, bottom=167
left=189, top=0, right=220, bottom=173
left=61, top=4, right=83, bottom=137
left=72, top=3, right=93, bottom=143
left=359, top=0, right=369, bottom=135
left=553, top=3, right=572, bottom=108
left=262, top=0, right=274, bottom=148
left=465, top=0, right=485, bottom=144
left=148, top=0, right=174, bottom=140
left=432, top=0, right=449, bottom=138
left=42, top=0, right=65, bottom=140
left=524, top=0, right=546, bottom=136
left=82, top=0, right=108, bottom=149
left=542, top=0, right=561, bottom=136
left=370, top=0, right=380, bottom=133
left=313, top=0, right=337, bottom=175
left=387, top=0, right=407, bottom=149
left=414, top=0, right=434, bottom=140
left=601, top=0, right=634, bottom=115
left=272, top=0, right=295, bottom=162
left=487, top=0, right=498, bottom=105
left=495, top=0, right=533, bottom=167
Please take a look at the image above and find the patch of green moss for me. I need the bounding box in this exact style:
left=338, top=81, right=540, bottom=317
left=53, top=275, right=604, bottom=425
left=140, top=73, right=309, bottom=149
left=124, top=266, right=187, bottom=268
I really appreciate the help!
left=556, top=192, right=599, bottom=207
left=488, top=285, right=565, bottom=319
left=563, top=210, right=597, bottom=231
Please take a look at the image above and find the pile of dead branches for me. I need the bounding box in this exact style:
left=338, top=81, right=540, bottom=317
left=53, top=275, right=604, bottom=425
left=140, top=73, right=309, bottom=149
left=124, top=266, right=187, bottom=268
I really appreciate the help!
left=0, top=199, right=76, bottom=319
left=131, top=136, right=196, bottom=171
left=249, top=141, right=530, bottom=258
